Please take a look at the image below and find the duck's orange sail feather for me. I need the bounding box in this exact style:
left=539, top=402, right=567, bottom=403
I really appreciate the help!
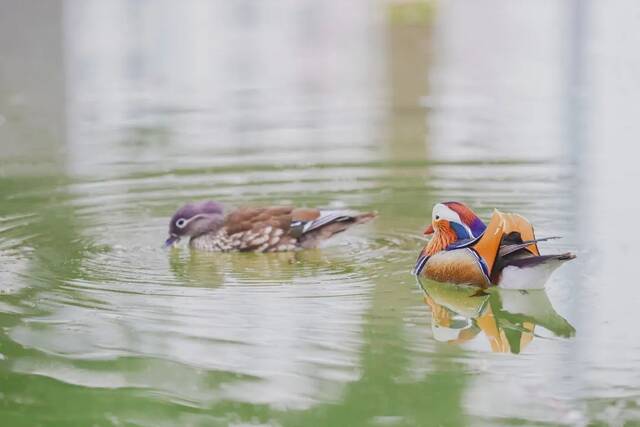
left=472, top=210, right=504, bottom=274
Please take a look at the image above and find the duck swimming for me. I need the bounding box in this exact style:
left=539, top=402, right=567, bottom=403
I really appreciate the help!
left=413, top=201, right=575, bottom=289
left=165, top=201, right=376, bottom=252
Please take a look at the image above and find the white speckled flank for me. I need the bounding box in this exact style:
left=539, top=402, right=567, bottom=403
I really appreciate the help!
left=190, top=227, right=298, bottom=252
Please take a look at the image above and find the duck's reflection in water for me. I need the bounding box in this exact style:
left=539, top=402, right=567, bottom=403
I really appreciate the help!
left=419, top=279, right=576, bottom=354
left=169, top=247, right=364, bottom=287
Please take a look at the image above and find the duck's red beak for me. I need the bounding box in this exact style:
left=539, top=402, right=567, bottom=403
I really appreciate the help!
left=423, top=224, right=434, bottom=235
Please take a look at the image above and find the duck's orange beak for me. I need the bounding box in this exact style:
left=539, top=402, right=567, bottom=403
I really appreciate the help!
left=423, top=224, right=434, bottom=235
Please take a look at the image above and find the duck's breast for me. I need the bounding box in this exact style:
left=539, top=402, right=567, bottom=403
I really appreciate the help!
left=190, top=230, right=230, bottom=252
left=423, top=249, right=490, bottom=287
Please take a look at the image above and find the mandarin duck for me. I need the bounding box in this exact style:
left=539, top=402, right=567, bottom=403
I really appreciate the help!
left=413, top=201, right=575, bottom=289
left=164, top=201, right=376, bottom=252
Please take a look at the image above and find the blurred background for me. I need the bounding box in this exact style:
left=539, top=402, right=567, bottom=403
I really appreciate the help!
left=1, top=0, right=639, bottom=426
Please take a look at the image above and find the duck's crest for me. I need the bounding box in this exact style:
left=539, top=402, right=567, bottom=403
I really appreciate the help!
left=443, top=201, right=486, bottom=237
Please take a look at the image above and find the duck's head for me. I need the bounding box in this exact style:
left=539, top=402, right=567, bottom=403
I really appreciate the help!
left=164, top=201, right=225, bottom=247
left=424, top=201, right=486, bottom=244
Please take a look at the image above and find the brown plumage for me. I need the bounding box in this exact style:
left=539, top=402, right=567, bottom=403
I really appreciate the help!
left=165, top=201, right=376, bottom=252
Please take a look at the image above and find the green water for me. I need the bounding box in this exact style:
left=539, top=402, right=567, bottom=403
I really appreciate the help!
left=2, top=1, right=640, bottom=426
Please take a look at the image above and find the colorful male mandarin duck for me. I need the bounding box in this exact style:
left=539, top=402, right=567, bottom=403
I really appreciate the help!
left=413, top=201, right=575, bottom=289
left=165, top=201, right=376, bottom=252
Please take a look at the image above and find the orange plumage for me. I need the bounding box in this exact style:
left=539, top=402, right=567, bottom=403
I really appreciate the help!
left=422, top=220, right=458, bottom=256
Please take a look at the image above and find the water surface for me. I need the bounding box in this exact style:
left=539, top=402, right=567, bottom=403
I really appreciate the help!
left=1, top=1, right=640, bottom=426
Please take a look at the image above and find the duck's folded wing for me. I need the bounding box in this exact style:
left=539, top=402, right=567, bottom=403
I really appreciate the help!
left=501, top=212, right=540, bottom=256
left=290, top=210, right=345, bottom=236
left=472, top=209, right=541, bottom=275
left=225, top=206, right=294, bottom=233
left=292, top=210, right=376, bottom=248
left=223, top=206, right=296, bottom=251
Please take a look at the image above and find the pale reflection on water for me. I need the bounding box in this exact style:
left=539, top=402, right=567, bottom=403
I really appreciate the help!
left=63, top=0, right=385, bottom=178
left=1, top=0, right=640, bottom=425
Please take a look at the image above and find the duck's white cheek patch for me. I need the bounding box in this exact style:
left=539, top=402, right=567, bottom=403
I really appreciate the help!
left=432, top=204, right=462, bottom=223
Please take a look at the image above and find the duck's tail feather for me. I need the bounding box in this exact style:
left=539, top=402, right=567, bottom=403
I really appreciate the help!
left=298, top=211, right=376, bottom=248
left=502, top=252, right=576, bottom=269
left=498, top=236, right=561, bottom=258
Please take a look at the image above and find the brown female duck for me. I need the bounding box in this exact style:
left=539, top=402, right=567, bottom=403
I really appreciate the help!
left=165, top=201, right=376, bottom=252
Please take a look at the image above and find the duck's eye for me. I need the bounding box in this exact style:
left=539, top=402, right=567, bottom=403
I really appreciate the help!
left=176, top=218, right=187, bottom=228
left=435, top=215, right=440, bottom=220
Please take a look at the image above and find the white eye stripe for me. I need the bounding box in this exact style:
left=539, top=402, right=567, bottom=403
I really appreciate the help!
left=175, top=213, right=209, bottom=229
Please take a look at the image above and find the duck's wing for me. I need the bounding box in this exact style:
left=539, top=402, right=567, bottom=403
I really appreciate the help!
left=473, top=211, right=576, bottom=287
left=471, top=209, right=542, bottom=275
left=293, top=209, right=376, bottom=248
left=224, top=206, right=295, bottom=232
left=223, top=206, right=297, bottom=251
left=499, top=212, right=541, bottom=256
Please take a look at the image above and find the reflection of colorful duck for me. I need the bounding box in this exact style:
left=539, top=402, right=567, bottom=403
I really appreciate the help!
left=420, top=279, right=575, bottom=354
left=413, top=202, right=575, bottom=289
